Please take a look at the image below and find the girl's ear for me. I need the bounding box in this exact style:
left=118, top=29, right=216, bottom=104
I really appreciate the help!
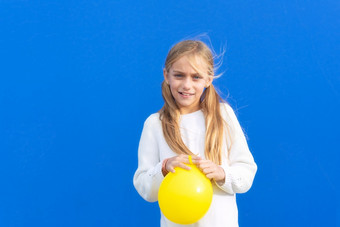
left=206, top=76, right=213, bottom=88
left=163, top=69, right=169, bottom=84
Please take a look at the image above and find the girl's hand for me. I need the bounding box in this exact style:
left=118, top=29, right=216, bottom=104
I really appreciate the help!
left=165, top=154, right=200, bottom=173
left=197, top=159, right=226, bottom=183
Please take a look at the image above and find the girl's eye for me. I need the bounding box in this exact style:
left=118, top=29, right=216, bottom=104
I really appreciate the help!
left=174, top=74, right=183, bottom=78
left=193, top=75, right=202, bottom=80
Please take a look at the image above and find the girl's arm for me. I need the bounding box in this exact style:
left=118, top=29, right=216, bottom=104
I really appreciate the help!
left=133, top=115, right=164, bottom=202
left=216, top=103, right=258, bottom=194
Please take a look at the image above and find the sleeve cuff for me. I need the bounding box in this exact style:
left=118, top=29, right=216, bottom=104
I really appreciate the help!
left=214, top=164, right=234, bottom=194
left=151, top=161, right=165, bottom=184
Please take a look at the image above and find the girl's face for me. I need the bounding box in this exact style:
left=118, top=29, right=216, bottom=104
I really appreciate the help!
left=164, top=55, right=212, bottom=114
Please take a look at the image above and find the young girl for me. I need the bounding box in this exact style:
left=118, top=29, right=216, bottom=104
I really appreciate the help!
left=133, top=40, right=257, bottom=227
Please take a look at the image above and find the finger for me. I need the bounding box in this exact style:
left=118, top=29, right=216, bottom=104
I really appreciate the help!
left=205, top=173, right=215, bottom=180
left=178, top=163, right=191, bottom=170
left=198, top=161, right=213, bottom=169
left=167, top=160, right=180, bottom=172
left=198, top=159, right=212, bottom=164
left=190, top=156, right=201, bottom=164
left=202, top=166, right=215, bottom=175
left=183, top=156, right=191, bottom=164
left=169, top=159, right=191, bottom=170
left=180, top=156, right=192, bottom=164
left=168, top=166, right=176, bottom=173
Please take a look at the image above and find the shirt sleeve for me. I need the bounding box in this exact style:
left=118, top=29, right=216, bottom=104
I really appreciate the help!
left=133, top=115, right=164, bottom=202
left=215, top=103, right=258, bottom=194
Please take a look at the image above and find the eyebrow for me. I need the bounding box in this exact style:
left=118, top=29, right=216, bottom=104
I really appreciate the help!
left=173, top=70, right=200, bottom=76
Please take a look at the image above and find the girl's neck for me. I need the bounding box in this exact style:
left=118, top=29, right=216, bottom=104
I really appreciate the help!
left=180, top=108, right=202, bottom=116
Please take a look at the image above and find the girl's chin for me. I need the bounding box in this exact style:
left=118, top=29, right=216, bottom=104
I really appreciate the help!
left=176, top=101, right=194, bottom=107
left=176, top=102, right=200, bottom=111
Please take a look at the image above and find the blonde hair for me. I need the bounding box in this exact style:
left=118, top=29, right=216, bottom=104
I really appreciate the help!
left=159, top=40, right=232, bottom=165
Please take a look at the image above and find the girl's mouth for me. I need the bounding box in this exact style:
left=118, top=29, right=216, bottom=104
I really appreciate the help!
left=178, top=91, right=194, bottom=97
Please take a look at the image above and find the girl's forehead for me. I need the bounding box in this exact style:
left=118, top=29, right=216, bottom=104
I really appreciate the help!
left=171, top=55, right=209, bottom=73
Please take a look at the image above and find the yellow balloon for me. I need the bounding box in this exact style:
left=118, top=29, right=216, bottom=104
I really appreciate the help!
left=158, top=163, right=213, bottom=224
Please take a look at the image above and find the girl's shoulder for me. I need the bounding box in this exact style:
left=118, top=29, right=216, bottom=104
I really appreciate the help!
left=219, top=102, right=234, bottom=117
left=143, top=112, right=161, bottom=128
left=219, top=102, right=239, bottom=126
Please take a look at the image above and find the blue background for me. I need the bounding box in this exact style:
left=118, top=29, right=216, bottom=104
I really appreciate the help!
left=1, top=0, right=339, bottom=226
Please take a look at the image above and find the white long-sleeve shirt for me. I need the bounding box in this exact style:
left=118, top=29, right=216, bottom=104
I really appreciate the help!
left=133, top=103, right=257, bottom=227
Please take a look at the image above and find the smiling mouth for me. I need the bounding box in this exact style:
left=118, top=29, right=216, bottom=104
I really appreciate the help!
left=178, top=91, right=194, bottom=97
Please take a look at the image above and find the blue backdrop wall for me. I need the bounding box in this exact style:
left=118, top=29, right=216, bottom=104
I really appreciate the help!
left=1, top=1, right=339, bottom=226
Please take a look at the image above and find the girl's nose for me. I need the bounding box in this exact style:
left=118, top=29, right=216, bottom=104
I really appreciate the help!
left=182, top=77, right=192, bottom=90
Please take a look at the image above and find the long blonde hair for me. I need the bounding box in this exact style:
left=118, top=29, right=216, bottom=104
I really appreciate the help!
left=159, top=40, right=231, bottom=165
